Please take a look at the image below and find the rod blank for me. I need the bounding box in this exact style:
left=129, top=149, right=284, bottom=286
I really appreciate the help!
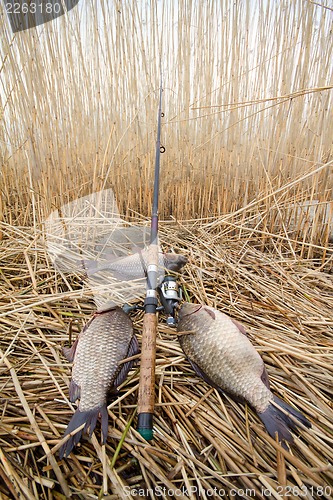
left=137, top=83, right=163, bottom=440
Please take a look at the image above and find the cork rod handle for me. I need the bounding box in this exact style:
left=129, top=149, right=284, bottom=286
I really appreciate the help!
left=137, top=312, right=157, bottom=440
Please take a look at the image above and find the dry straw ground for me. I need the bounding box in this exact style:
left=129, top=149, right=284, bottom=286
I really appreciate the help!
left=1, top=1, right=333, bottom=498
left=0, top=214, right=333, bottom=499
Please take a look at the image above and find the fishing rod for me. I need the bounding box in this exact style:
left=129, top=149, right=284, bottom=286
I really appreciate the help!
left=137, top=82, right=164, bottom=440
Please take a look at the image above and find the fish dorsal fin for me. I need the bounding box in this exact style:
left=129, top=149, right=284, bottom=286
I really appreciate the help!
left=112, top=334, right=139, bottom=390
left=105, top=246, right=144, bottom=261
left=203, top=307, right=216, bottom=320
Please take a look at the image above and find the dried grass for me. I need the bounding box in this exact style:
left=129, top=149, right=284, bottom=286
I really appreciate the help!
left=0, top=214, right=332, bottom=498
left=1, top=0, right=333, bottom=498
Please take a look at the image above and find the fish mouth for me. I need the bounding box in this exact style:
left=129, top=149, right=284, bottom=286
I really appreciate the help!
left=164, top=253, right=188, bottom=271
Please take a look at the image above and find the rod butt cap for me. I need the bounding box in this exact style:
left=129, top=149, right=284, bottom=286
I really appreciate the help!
left=137, top=412, right=154, bottom=441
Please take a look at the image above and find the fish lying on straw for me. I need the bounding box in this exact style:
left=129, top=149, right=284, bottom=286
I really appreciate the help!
left=84, top=251, right=188, bottom=280
left=177, top=302, right=311, bottom=448
left=59, top=306, right=138, bottom=458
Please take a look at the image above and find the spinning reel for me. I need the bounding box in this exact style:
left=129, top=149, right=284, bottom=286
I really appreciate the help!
left=158, top=275, right=183, bottom=326
left=123, top=274, right=183, bottom=326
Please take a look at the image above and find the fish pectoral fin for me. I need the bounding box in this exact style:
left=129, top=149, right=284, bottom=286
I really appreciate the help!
left=203, top=308, right=216, bottom=320
left=260, top=365, right=270, bottom=390
left=112, top=334, right=140, bottom=390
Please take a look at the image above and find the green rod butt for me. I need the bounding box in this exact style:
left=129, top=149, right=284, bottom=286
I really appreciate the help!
left=137, top=412, right=154, bottom=441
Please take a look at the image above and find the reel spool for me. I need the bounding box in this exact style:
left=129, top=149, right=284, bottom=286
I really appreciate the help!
left=158, top=275, right=183, bottom=326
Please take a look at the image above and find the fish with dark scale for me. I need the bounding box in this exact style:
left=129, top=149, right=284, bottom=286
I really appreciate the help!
left=177, top=302, right=311, bottom=448
left=59, top=306, right=139, bottom=458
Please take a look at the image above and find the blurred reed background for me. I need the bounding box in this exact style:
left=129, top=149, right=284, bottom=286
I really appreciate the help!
left=0, top=0, right=332, bottom=246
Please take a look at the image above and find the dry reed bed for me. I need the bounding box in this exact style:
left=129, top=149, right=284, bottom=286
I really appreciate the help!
left=0, top=216, right=332, bottom=499
left=1, top=1, right=332, bottom=224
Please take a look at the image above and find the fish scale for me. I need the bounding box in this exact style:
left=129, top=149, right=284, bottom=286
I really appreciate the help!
left=59, top=306, right=138, bottom=458
left=180, top=309, right=272, bottom=411
left=85, top=251, right=187, bottom=280
left=72, top=313, right=131, bottom=412
left=177, top=302, right=311, bottom=447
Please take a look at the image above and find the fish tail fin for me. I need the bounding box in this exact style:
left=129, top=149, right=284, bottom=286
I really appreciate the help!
left=258, top=396, right=311, bottom=448
left=59, top=405, right=108, bottom=458
left=100, top=404, right=109, bottom=444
